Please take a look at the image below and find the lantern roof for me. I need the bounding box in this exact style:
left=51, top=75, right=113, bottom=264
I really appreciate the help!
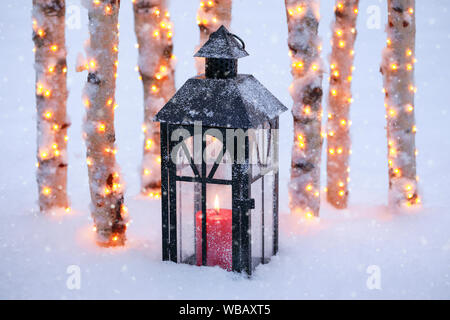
left=155, top=74, right=287, bottom=128
left=194, top=25, right=249, bottom=59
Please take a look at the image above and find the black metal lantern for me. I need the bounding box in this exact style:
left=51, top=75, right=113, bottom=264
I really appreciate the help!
left=155, top=26, right=287, bottom=274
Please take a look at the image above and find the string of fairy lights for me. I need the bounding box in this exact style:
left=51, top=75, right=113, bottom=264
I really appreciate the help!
left=82, top=0, right=129, bottom=243
left=325, top=1, right=359, bottom=209
left=133, top=0, right=175, bottom=199
left=286, top=0, right=323, bottom=219
left=32, top=0, right=420, bottom=232
left=197, top=1, right=221, bottom=26
left=32, top=3, right=70, bottom=212
left=383, top=4, right=419, bottom=207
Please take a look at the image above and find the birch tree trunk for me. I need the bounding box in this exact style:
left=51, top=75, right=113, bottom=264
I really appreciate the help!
left=381, top=0, right=419, bottom=208
left=32, top=0, right=69, bottom=213
left=195, top=0, right=232, bottom=74
left=133, top=0, right=176, bottom=197
left=82, top=0, right=127, bottom=246
left=326, top=0, right=359, bottom=209
left=285, top=0, right=323, bottom=217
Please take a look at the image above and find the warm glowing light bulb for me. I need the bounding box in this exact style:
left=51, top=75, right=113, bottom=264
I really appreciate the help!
left=292, top=61, right=304, bottom=69
left=97, top=123, right=106, bottom=133
left=36, top=83, right=44, bottom=95
left=104, top=4, right=112, bottom=15
left=145, top=138, right=153, bottom=150
left=42, top=187, right=51, bottom=195
left=303, top=105, right=311, bottom=115
left=43, top=111, right=52, bottom=119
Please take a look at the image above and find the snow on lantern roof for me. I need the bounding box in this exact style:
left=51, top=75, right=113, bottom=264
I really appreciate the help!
left=154, top=74, right=287, bottom=128
left=194, top=25, right=249, bottom=59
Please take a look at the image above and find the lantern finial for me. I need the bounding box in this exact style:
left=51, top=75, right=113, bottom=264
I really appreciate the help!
left=194, top=25, right=249, bottom=79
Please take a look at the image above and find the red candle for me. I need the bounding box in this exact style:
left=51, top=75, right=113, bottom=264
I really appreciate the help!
left=195, top=206, right=232, bottom=271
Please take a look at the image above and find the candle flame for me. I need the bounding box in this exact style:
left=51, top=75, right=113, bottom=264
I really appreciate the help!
left=214, top=194, right=220, bottom=212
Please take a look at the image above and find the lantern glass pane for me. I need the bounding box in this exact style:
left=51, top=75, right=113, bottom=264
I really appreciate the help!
left=204, top=134, right=232, bottom=180
left=263, top=173, right=274, bottom=259
left=175, top=136, right=197, bottom=178
left=176, top=181, right=197, bottom=264
left=249, top=124, right=272, bottom=179
left=250, top=178, right=264, bottom=269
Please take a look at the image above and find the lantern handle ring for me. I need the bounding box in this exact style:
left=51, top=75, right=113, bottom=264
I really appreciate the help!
left=229, top=32, right=245, bottom=50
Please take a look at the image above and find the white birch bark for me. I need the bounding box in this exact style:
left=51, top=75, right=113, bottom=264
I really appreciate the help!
left=32, top=0, right=69, bottom=213
left=133, top=0, right=176, bottom=197
left=326, top=0, right=359, bottom=209
left=381, top=0, right=419, bottom=208
left=285, top=0, right=324, bottom=217
left=82, top=0, right=128, bottom=246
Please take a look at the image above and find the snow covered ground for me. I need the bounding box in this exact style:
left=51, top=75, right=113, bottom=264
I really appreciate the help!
left=1, top=0, right=449, bottom=299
